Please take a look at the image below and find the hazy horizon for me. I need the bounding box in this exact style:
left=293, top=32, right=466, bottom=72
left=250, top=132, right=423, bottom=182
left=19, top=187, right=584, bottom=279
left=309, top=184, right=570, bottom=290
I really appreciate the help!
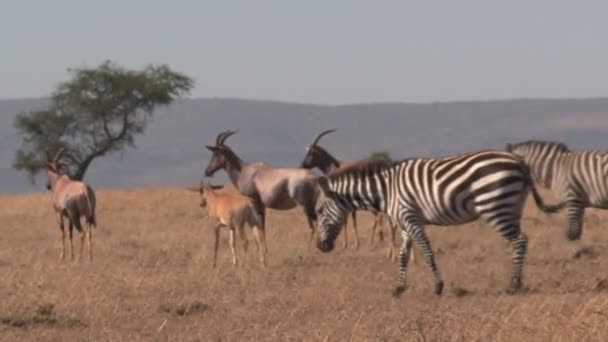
left=2, top=1, right=607, bottom=104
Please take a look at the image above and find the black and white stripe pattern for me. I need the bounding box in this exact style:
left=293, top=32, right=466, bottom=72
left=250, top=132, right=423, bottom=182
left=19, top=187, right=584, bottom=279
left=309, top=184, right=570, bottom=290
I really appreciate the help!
left=315, top=150, right=562, bottom=296
left=506, top=140, right=608, bottom=241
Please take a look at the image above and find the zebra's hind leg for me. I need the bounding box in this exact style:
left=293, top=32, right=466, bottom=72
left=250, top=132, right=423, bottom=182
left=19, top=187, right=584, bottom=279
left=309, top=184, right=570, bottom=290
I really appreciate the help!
left=505, top=231, right=528, bottom=294
left=490, top=217, right=528, bottom=294
left=565, top=200, right=585, bottom=241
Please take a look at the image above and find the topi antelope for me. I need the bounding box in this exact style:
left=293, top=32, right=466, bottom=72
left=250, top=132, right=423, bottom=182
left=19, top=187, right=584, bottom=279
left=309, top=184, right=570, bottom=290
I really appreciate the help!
left=203, top=130, right=320, bottom=247
left=45, top=148, right=97, bottom=262
left=301, top=129, right=402, bottom=260
left=187, top=183, right=267, bottom=268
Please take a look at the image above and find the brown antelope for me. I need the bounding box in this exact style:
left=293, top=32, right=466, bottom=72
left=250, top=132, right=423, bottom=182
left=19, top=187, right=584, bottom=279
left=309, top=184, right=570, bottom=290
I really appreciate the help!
left=45, top=148, right=96, bottom=262
left=300, top=129, right=403, bottom=261
left=203, top=130, right=320, bottom=247
left=187, top=183, right=267, bottom=268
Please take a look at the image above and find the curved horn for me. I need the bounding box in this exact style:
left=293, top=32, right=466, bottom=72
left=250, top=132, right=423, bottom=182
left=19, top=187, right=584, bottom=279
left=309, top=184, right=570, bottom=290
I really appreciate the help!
left=311, top=129, right=337, bottom=146
left=215, top=131, right=228, bottom=145
left=219, top=129, right=238, bottom=145
left=53, top=147, right=65, bottom=163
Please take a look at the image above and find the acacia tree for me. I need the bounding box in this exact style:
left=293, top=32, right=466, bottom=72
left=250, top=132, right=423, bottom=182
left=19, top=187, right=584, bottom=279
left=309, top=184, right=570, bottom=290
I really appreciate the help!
left=14, top=60, right=194, bottom=183
left=368, top=150, right=392, bottom=162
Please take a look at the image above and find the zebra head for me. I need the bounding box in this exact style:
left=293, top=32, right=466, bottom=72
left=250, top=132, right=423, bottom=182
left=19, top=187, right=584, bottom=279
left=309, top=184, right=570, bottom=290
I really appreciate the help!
left=315, top=176, right=348, bottom=252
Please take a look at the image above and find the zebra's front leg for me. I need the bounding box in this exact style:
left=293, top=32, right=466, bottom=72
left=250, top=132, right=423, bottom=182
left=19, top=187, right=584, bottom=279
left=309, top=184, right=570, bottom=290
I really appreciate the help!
left=392, top=229, right=413, bottom=297
left=410, top=226, right=444, bottom=296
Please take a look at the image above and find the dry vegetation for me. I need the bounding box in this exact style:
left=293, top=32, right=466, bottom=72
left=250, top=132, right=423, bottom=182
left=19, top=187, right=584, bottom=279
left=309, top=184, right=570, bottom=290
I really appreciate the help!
left=1, top=187, right=608, bottom=341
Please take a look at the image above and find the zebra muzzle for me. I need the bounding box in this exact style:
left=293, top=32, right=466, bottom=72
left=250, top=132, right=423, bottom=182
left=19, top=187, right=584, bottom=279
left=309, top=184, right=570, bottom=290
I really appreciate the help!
left=317, top=240, right=335, bottom=252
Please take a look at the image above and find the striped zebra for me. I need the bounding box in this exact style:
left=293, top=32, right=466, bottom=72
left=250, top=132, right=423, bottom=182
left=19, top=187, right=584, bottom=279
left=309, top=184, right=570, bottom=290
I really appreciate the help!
left=315, top=150, right=563, bottom=297
left=506, top=140, right=608, bottom=241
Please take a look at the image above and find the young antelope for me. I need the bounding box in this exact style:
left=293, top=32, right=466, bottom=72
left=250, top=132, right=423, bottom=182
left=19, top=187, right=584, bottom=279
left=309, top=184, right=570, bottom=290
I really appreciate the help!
left=188, top=183, right=267, bottom=268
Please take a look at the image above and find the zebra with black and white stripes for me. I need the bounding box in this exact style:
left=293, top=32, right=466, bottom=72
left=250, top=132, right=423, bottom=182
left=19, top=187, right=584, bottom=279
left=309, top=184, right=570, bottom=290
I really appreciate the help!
left=315, top=150, right=563, bottom=297
left=506, top=140, right=608, bottom=241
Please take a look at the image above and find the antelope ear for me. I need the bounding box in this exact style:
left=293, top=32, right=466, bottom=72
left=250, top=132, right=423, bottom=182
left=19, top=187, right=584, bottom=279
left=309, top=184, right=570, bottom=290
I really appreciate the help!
left=317, top=176, right=332, bottom=196
left=205, top=145, right=217, bottom=152
left=209, top=184, right=224, bottom=190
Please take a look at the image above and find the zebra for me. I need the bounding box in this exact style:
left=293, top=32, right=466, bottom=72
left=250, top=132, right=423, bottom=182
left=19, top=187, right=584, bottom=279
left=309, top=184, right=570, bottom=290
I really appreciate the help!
left=314, top=150, right=564, bottom=297
left=506, top=140, right=608, bottom=241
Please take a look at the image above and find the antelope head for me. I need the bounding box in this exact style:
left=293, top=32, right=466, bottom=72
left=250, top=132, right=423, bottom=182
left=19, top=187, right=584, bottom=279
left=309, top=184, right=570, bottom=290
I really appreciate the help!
left=300, top=129, right=337, bottom=169
left=45, top=147, right=66, bottom=190
left=186, top=182, right=224, bottom=207
left=204, top=129, right=238, bottom=177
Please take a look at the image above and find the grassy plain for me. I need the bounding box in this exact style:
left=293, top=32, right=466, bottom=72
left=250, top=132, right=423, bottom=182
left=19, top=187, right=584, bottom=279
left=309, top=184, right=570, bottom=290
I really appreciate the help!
left=0, top=187, right=607, bottom=341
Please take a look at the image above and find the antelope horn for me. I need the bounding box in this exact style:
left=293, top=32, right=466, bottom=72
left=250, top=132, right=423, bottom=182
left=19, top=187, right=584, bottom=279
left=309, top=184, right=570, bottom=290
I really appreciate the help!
left=311, top=129, right=337, bottom=146
left=215, top=131, right=229, bottom=145
left=45, top=149, right=52, bottom=162
left=219, top=129, right=238, bottom=145
left=53, top=147, right=66, bottom=163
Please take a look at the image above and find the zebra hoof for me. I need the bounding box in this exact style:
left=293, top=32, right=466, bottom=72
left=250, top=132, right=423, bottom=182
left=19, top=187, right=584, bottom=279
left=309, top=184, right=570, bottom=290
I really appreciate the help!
left=565, top=229, right=582, bottom=241
left=392, top=285, right=407, bottom=298
left=506, top=277, right=522, bottom=295
left=435, top=281, right=444, bottom=296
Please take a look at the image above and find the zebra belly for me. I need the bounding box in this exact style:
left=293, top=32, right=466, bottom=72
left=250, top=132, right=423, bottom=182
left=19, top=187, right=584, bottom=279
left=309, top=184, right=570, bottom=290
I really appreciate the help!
left=421, top=210, right=480, bottom=226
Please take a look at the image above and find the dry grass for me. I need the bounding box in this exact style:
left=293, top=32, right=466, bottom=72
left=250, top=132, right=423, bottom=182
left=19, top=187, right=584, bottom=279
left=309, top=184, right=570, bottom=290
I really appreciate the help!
left=1, top=187, right=608, bottom=341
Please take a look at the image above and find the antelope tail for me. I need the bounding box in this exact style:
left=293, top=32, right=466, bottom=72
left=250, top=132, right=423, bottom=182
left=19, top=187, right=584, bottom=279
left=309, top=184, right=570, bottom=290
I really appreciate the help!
left=66, top=198, right=83, bottom=232
left=84, top=186, right=96, bottom=228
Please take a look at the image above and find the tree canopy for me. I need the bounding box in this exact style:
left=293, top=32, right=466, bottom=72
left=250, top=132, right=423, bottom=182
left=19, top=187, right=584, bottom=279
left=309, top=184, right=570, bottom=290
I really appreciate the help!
left=13, top=60, right=194, bottom=183
left=368, top=150, right=392, bottom=162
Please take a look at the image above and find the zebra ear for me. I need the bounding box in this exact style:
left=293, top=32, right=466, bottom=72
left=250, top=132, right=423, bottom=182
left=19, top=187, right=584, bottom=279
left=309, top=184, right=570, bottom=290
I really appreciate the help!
left=505, top=143, right=513, bottom=152
left=317, top=176, right=331, bottom=196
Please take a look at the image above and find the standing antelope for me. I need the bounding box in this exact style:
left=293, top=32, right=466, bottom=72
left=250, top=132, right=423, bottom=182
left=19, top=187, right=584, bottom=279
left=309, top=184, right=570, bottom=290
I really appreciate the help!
left=187, top=183, right=267, bottom=268
left=203, top=130, right=320, bottom=247
left=300, top=129, right=400, bottom=259
left=45, top=148, right=96, bottom=262
left=315, top=150, right=563, bottom=297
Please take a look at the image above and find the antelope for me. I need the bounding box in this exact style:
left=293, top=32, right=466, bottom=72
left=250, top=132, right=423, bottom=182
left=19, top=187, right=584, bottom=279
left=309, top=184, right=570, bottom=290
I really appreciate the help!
left=300, top=129, right=401, bottom=260
left=45, top=148, right=96, bottom=262
left=203, top=130, right=320, bottom=247
left=187, top=183, right=267, bottom=268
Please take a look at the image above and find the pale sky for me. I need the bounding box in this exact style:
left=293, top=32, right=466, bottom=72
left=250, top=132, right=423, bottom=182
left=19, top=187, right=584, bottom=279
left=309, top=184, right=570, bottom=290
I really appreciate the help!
left=1, top=0, right=607, bottom=104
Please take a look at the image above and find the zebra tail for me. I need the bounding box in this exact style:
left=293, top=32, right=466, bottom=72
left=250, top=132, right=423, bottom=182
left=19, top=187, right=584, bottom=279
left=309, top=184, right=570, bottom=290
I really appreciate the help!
left=521, top=161, right=565, bottom=214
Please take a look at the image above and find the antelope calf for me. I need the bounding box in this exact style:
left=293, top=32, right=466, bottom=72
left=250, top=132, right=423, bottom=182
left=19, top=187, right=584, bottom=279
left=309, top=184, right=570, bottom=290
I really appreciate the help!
left=188, top=183, right=267, bottom=268
left=45, top=148, right=96, bottom=262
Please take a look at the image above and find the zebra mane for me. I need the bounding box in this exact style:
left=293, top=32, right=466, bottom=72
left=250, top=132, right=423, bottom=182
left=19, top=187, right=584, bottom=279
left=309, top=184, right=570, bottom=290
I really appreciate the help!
left=507, top=140, right=571, bottom=153
left=328, top=159, right=395, bottom=179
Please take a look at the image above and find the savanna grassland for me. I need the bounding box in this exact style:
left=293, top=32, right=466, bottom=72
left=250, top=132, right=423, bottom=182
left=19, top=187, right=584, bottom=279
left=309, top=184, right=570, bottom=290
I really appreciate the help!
left=1, top=187, right=608, bottom=341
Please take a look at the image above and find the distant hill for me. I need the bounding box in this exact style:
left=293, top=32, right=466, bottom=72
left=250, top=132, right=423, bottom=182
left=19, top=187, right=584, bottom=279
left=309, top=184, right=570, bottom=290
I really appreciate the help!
left=1, top=97, right=607, bottom=193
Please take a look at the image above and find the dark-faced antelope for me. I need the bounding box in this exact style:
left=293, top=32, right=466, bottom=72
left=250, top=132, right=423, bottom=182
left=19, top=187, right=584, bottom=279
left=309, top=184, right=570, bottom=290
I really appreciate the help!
left=188, top=183, right=267, bottom=268
left=45, top=148, right=96, bottom=262
left=203, top=130, right=320, bottom=247
left=300, top=129, right=400, bottom=260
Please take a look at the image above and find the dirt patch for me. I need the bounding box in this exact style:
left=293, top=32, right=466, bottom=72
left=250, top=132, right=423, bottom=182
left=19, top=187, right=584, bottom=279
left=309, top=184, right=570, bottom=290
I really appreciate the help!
left=158, top=301, right=209, bottom=316
left=0, top=303, right=86, bottom=329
